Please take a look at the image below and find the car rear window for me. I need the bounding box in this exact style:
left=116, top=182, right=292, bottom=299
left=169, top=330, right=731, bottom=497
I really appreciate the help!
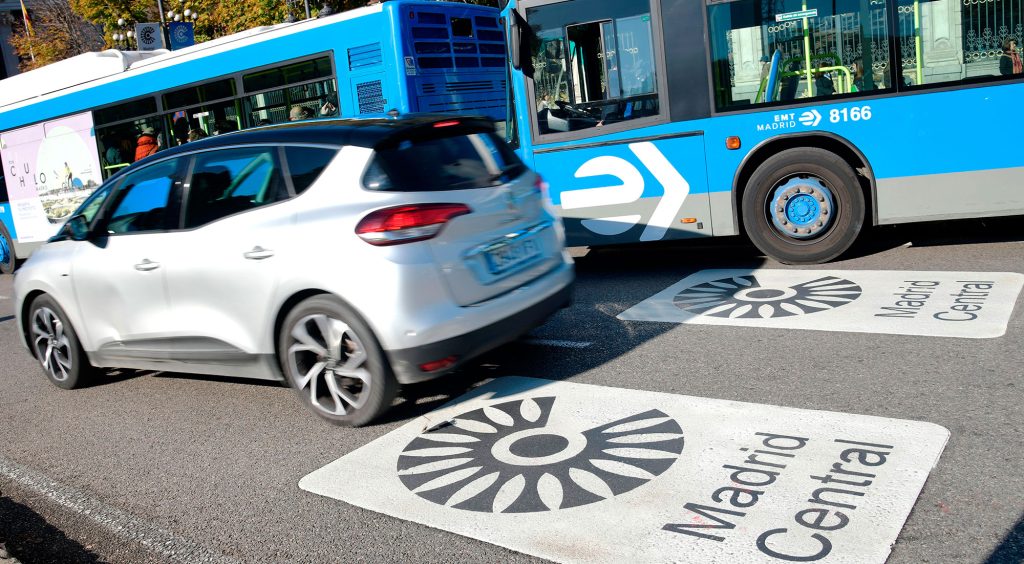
left=363, top=131, right=526, bottom=192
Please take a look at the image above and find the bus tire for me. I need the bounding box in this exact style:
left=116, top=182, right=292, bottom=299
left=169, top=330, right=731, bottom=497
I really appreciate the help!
left=742, top=147, right=864, bottom=265
left=0, top=221, right=16, bottom=275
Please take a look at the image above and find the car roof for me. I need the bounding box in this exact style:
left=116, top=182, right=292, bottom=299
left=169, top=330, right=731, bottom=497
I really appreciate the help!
left=121, top=114, right=494, bottom=180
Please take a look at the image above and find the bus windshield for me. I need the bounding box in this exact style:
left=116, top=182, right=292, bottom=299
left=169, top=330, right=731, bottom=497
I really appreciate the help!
left=528, top=0, right=660, bottom=134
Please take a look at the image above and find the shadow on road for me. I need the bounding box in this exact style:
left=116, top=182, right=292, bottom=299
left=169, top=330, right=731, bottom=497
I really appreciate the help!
left=49, top=215, right=1024, bottom=426
left=0, top=494, right=100, bottom=564
left=390, top=215, right=1024, bottom=422
left=985, top=512, right=1024, bottom=564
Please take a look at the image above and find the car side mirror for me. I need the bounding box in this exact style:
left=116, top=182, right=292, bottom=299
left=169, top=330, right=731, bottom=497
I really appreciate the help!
left=67, top=215, right=90, bottom=241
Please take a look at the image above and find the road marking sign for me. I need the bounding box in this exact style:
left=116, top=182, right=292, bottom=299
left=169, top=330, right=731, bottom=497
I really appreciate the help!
left=618, top=269, right=1024, bottom=338
left=300, top=377, right=949, bottom=564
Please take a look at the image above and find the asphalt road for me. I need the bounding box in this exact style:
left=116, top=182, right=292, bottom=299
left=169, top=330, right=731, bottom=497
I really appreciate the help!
left=0, top=218, right=1022, bottom=564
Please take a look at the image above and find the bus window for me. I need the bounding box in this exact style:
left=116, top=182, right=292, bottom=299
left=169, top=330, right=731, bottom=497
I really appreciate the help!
left=707, top=0, right=893, bottom=111
left=96, top=117, right=169, bottom=176
left=897, top=0, right=1024, bottom=87
left=241, top=57, right=340, bottom=125
left=94, top=97, right=158, bottom=128
left=527, top=0, right=661, bottom=136
left=161, top=79, right=240, bottom=143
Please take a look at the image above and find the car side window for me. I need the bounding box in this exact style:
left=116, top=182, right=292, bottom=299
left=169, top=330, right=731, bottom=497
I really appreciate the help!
left=284, top=146, right=338, bottom=195
left=184, top=147, right=288, bottom=229
left=105, top=160, right=183, bottom=235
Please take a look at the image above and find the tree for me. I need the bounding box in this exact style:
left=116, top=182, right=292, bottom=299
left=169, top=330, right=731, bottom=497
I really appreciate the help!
left=24, top=0, right=503, bottom=68
left=68, top=0, right=160, bottom=48
left=8, top=0, right=104, bottom=71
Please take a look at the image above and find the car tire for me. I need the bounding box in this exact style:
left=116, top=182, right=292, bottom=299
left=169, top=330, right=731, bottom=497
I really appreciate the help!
left=279, top=295, right=398, bottom=427
left=28, top=294, right=96, bottom=389
left=0, top=221, right=16, bottom=275
left=742, top=147, right=865, bottom=265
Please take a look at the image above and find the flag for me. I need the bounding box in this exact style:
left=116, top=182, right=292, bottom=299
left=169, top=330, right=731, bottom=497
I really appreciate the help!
left=20, top=0, right=33, bottom=36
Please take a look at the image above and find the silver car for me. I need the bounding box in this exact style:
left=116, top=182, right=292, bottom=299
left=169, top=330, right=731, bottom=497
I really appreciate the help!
left=14, top=116, right=574, bottom=426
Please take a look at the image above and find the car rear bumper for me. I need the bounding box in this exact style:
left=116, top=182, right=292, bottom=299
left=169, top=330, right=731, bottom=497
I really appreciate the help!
left=387, top=276, right=573, bottom=385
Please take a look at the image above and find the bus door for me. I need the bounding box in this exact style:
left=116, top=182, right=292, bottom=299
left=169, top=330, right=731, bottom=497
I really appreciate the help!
left=533, top=136, right=710, bottom=245
left=514, top=0, right=712, bottom=246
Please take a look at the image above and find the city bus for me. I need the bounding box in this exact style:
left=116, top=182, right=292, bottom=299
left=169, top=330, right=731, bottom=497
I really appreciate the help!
left=498, top=0, right=1024, bottom=264
left=0, top=0, right=506, bottom=273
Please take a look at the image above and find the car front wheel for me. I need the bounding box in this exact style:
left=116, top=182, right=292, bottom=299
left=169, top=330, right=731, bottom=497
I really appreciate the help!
left=28, top=294, right=95, bottom=389
left=279, top=296, right=397, bottom=427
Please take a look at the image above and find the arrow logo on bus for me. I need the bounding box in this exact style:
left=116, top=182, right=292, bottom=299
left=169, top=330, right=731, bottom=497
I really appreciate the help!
left=561, top=142, right=689, bottom=242
left=799, top=110, right=822, bottom=127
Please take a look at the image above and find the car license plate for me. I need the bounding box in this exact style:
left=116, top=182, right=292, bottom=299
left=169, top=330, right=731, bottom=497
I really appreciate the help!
left=484, top=236, right=542, bottom=275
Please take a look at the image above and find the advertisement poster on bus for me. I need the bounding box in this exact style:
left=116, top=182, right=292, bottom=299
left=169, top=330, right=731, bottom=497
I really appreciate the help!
left=0, top=112, right=102, bottom=243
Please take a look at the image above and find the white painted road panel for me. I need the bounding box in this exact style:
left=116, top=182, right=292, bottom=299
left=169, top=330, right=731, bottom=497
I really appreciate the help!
left=618, top=269, right=1024, bottom=338
left=300, top=377, right=949, bottom=564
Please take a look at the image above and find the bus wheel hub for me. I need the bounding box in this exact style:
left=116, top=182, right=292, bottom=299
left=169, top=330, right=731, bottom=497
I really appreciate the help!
left=771, top=177, right=835, bottom=240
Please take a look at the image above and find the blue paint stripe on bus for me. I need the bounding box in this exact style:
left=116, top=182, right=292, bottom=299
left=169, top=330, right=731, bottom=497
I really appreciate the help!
left=527, top=79, right=1024, bottom=207
left=0, top=204, right=15, bottom=239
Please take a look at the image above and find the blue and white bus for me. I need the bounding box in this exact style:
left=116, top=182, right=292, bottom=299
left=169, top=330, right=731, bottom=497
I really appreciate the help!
left=0, top=0, right=506, bottom=273
left=499, top=0, right=1024, bottom=264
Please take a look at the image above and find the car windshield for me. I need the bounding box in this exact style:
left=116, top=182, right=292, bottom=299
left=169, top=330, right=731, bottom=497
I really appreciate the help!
left=364, top=131, right=526, bottom=192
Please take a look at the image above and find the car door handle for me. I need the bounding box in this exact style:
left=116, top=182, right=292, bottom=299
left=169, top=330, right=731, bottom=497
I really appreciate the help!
left=134, top=259, right=160, bottom=272
left=244, top=247, right=275, bottom=261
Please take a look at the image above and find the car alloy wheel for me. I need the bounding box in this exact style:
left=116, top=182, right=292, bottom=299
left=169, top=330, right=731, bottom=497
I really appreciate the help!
left=287, top=313, right=371, bottom=416
left=27, top=294, right=94, bottom=389
left=31, top=306, right=73, bottom=383
left=280, top=296, right=397, bottom=426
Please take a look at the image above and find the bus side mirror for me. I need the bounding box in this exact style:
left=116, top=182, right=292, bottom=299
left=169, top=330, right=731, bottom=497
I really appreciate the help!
left=68, top=215, right=90, bottom=241
left=509, top=12, right=522, bottom=70
left=508, top=9, right=531, bottom=76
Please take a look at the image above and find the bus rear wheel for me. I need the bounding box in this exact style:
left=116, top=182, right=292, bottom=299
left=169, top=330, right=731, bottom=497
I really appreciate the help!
left=742, top=147, right=865, bottom=265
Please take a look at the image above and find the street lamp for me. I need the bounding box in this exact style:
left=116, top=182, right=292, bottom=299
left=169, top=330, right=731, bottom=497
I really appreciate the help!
left=112, top=17, right=135, bottom=49
left=284, top=0, right=312, bottom=23
left=167, top=1, right=199, bottom=24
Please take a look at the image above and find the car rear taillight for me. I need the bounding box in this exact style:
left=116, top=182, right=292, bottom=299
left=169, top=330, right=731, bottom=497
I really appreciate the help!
left=534, top=174, right=548, bottom=197
left=356, top=204, right=471, bottom=246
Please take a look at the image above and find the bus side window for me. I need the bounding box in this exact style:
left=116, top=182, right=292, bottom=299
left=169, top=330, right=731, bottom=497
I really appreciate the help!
left=0, top=176, right=7, bottom=203
left=526, top=0, right=661, bottom=136
left=897, top=0, right=1024, bottom=87
left=708, top=0, right=893, bottom=111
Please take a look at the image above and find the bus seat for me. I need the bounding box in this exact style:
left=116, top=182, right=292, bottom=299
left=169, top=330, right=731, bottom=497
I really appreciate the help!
left=537, top=108, right=551, bottom=134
